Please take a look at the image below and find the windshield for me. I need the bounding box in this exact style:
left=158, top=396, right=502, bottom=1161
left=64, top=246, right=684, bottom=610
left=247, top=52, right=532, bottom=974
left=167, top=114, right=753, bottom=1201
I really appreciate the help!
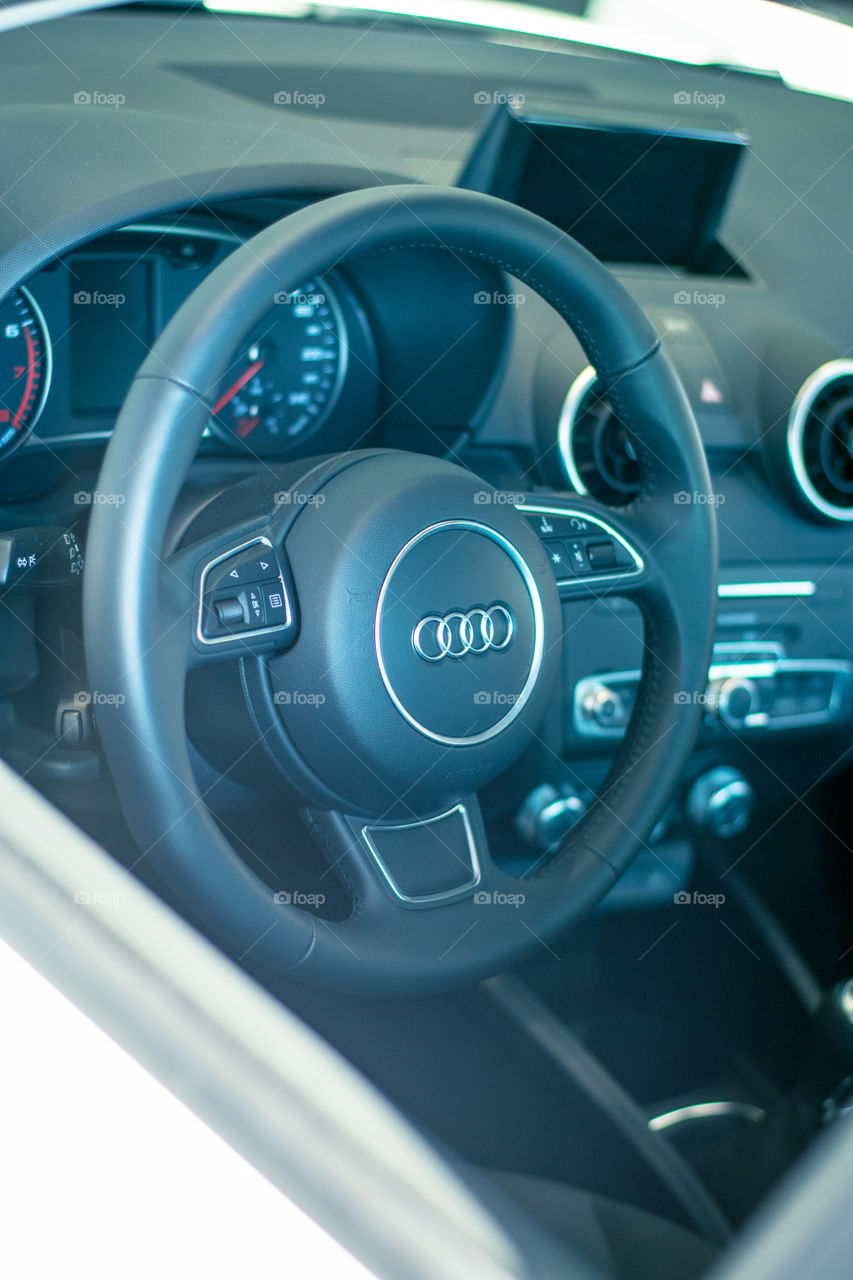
left=197, top=0, right=853, bottom=103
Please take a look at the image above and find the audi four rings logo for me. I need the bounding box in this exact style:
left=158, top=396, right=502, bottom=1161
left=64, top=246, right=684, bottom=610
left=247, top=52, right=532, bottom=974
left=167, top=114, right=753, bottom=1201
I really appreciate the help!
left=412, top=605, right=514, bottom=662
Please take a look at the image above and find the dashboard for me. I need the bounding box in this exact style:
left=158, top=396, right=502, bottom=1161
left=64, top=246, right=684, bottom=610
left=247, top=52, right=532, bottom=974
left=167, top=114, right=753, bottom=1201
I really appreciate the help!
left=2, top=5, right=853, bottom=880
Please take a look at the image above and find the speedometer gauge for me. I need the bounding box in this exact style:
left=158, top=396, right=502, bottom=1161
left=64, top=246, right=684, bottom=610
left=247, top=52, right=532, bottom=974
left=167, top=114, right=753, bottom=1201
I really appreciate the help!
left=0, top=286, right=51, bottom=462
left=208, top=279, right=346, bottom=455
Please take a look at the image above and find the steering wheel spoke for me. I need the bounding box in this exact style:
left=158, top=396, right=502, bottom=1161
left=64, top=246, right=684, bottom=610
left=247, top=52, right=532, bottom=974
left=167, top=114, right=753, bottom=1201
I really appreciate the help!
left=300, top=798, right=572, bottom=987
left=308, top=796, right=491, bottom=911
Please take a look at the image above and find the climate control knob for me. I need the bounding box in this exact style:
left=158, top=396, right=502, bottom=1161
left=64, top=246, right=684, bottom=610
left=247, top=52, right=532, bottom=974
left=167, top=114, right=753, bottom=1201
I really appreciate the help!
left=709, top=676, right=760, bottom=728
left=516, top=783, right=588, bottom=853
left=686, top=767, right=754, bottom=838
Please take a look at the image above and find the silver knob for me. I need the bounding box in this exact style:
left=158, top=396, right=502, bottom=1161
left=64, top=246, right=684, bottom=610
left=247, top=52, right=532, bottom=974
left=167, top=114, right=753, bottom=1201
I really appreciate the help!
left=516, top=783, right=588, bottom=853
left=686, top=767, right=754, bottom=838
left=709, top=676, right=760, bottom=728
left=580, top=682, right=629, bottom=730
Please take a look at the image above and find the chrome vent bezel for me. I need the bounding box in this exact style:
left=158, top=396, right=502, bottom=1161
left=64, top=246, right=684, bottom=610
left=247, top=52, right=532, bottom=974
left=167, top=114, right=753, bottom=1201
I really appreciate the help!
left=557, top=366, right=641, bottom=507
left=787, top=359, right=853, bottom=522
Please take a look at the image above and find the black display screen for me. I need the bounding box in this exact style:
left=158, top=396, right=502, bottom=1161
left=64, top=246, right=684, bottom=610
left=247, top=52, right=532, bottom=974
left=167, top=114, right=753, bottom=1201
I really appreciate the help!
left=70, top=258, right=152, bottom=415
left=461, top=103, right=747, bottom=273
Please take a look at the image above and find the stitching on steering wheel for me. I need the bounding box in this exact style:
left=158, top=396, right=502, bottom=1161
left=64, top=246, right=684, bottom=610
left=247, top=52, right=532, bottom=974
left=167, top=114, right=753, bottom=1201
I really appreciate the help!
left=345, top=242, right=661, bottom=379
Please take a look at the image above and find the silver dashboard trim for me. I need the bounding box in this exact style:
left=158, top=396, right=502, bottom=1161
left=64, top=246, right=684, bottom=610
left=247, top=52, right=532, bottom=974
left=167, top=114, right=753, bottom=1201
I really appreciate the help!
left=574, top=658, right=853, bottom=738
left=26, top=425, right=216, bottom=450
left=649, top=1101, right=767, bottom=1132
left=712, top=640, right=786, bottom=660
left=121, top=221, right=241, bottom=244
left=717, top=581, right=816, bottom=599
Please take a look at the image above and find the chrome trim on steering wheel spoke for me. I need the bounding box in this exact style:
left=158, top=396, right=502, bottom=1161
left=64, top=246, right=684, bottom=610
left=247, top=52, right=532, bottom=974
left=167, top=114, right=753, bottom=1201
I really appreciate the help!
left=360, top=803, right=482, bottom=907
left=196, top=534, right=291, bottom=647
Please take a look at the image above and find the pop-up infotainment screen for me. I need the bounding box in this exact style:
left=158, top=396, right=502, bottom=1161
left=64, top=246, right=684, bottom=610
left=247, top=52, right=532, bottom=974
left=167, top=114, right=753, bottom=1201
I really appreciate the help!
left=460, top=101, right=748, bottom=274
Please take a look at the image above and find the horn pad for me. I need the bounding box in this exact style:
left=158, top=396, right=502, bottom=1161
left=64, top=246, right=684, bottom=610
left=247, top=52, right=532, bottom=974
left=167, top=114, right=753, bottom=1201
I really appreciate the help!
left=264, top=452, right=561, bottom=815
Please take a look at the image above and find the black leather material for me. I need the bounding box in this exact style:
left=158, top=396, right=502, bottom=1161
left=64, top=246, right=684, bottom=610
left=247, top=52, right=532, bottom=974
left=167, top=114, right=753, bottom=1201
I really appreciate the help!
left=84, top=185, right=717, bottom=992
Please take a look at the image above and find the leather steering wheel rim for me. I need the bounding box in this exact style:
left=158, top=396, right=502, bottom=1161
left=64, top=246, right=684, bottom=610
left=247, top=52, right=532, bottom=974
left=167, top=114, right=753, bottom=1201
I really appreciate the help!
left=84, top=185, right=717, bottom=994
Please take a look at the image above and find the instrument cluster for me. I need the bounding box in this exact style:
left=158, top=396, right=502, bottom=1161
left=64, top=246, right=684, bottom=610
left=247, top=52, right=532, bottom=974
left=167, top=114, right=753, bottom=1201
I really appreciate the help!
left=0, top=218, right=378, bottom=477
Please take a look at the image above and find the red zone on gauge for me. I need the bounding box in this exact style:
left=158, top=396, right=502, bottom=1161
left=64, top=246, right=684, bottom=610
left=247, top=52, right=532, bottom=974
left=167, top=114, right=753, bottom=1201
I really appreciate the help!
left=0, top=287, right=51, bottom=461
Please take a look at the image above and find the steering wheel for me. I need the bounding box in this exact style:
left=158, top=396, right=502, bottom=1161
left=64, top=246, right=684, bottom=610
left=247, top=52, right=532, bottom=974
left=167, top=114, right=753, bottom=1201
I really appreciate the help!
left=83, top=186, right=717, bottom=994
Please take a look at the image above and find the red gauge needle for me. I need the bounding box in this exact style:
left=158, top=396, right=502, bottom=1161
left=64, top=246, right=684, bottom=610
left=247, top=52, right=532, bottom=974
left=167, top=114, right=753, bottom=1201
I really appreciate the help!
left=212, top=357, right=264, bottom=417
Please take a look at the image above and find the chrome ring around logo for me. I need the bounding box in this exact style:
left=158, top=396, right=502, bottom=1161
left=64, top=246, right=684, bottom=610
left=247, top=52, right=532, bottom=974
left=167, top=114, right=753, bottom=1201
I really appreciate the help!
left=412, top=605, right=514, bottom=662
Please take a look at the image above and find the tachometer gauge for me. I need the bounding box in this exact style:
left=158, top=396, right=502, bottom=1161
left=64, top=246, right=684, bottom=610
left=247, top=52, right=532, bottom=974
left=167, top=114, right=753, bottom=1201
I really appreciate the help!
left=208, top=279, right=346, bottom=455
left=0, top=286, right=51, bottom=462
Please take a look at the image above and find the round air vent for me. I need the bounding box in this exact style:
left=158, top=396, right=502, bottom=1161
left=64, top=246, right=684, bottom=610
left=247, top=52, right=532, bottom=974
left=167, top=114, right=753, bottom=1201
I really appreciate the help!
left=788, top=360, right=853, bottom=522
left=558, top=367, right=641, bottom=506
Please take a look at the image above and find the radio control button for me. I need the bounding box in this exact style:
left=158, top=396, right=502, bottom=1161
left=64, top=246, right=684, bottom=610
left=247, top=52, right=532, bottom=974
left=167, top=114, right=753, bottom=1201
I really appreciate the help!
left=567, top=539, right=591, bottom=575
left=261, top=582, right=290, bottom=626
left=544, top=540, right=571, bottom=574
left=587, top=540, right=617, bottom=570
left=213, top=596, right=246, bottom=627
